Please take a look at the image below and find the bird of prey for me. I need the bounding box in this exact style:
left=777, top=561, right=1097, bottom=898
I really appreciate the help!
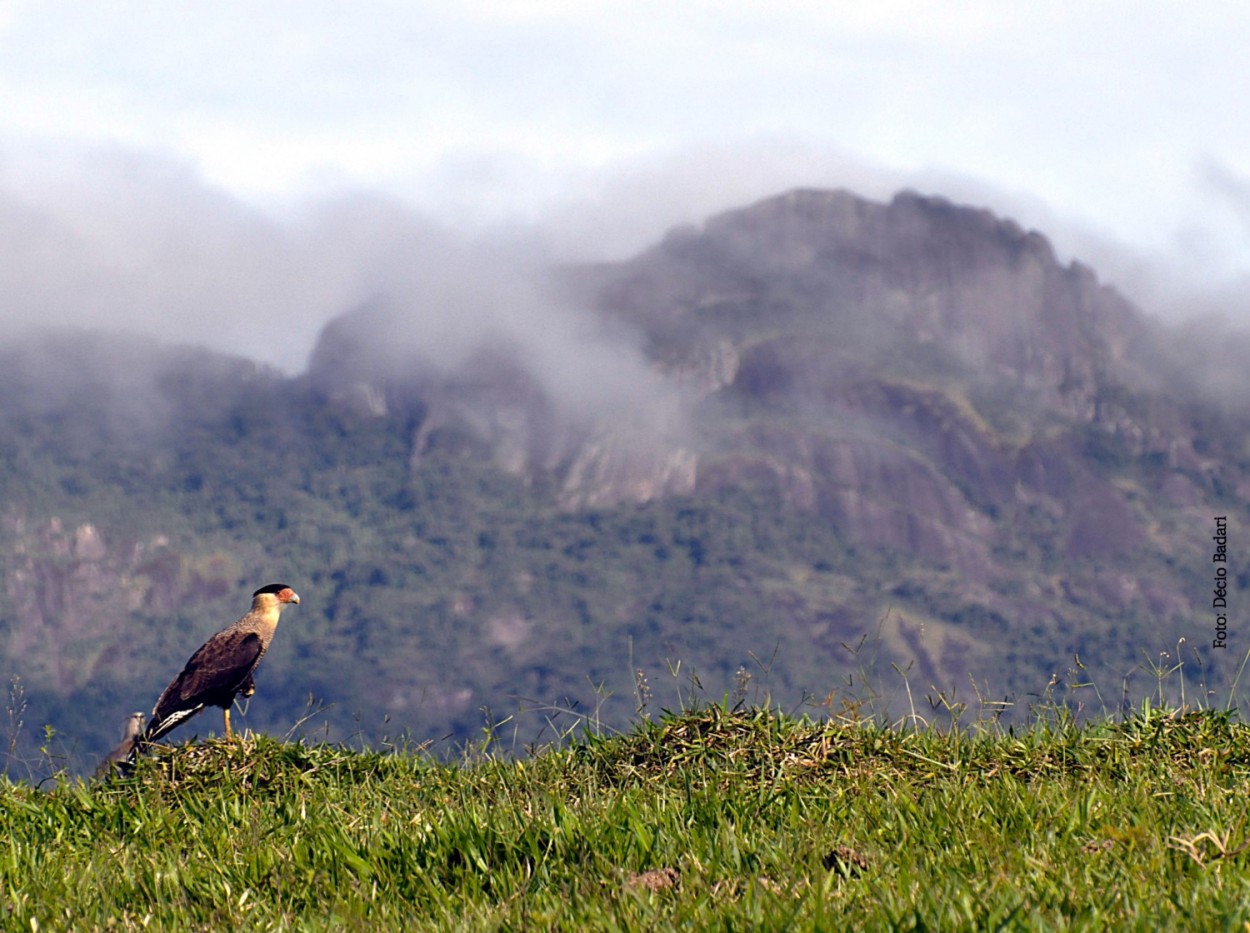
left=93, top=711, right=145, bottom=778
left=138, top=583, right=300, bottom=749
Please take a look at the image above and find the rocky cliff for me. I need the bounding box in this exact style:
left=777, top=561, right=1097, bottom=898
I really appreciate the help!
left=303, top=188, right=1238, bottom=696
left=307, top=188, right=1207, bottom=560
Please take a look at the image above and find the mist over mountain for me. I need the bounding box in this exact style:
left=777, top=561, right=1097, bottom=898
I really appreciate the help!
left=1, top=187, right=1246, bottom=774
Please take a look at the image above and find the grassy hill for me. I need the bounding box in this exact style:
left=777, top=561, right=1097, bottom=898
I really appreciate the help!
left=6, top=699, right=1250, bottom=929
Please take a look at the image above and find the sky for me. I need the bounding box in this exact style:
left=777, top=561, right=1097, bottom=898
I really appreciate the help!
left=0, top=1, right=1247, bottom=371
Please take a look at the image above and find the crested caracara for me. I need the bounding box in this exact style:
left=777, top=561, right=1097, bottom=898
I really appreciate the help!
left=139, top=583, right=300, bottom=747
left=93, top=711, right=145, bottom=778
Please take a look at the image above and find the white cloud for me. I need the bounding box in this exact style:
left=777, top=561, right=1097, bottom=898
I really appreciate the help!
left=0, top=0, right=1248, bottom=362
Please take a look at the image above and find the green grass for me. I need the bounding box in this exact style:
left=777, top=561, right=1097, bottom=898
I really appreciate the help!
left=5, top=704, right=1250, bottom=930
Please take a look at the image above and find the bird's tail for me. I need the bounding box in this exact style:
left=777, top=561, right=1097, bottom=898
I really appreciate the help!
left=137, top=704, right=202, bottom=750
left=105, top=705, right=205, bottom=777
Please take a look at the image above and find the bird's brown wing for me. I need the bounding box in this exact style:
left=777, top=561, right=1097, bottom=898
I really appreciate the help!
left=169, top=629, right=264, bottom=707
left=147, top=630, right=264, bottom=741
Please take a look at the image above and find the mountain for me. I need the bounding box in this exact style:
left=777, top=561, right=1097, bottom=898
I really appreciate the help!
left=1, top=189, right=1245, bottom=773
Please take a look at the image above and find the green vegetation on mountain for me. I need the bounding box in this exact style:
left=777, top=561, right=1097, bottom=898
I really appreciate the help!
left=2, top=188, right=1248, bottom=775
left=0, top=363, right=909, bottom=769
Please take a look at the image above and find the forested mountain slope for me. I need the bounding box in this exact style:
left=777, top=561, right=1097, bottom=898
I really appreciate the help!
left=2, top=189, right=1245, bottom=772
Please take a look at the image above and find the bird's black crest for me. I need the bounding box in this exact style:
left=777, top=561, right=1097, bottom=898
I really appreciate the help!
left=252, top=583, right=292, bottom=597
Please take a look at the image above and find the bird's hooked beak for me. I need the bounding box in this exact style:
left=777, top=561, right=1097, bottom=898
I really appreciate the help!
left=274, top=586, right=301, bottom=606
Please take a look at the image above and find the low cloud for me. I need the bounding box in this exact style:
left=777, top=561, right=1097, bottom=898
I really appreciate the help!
left=0, top=140, right=691, bottom=436
left=307, top=199, right=686, bottom=432
left=530, top=137, right=909, bottom=262
left=0, top=143, right=345, bottom=371
left=3, top=137, right=1249, bottom=426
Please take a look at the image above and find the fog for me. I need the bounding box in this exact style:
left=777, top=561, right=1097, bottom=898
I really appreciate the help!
left=0, top=142, right=706, bottom=440
left=1, top=145, right=362, bottom=373
left=2, top=138, right=1248, bottom=417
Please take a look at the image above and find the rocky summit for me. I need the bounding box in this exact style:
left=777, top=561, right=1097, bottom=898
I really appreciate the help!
left=2, top=189, right=1246, bottom=770
left=306, top=189, right=1236, bottom=693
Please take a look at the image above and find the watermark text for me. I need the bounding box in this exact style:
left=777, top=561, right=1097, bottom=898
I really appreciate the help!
left=1213, top=515, right=1229, bottom=649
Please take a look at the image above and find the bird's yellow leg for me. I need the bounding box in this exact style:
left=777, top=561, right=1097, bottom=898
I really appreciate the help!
left=224, top=707, right=233, bottom=741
